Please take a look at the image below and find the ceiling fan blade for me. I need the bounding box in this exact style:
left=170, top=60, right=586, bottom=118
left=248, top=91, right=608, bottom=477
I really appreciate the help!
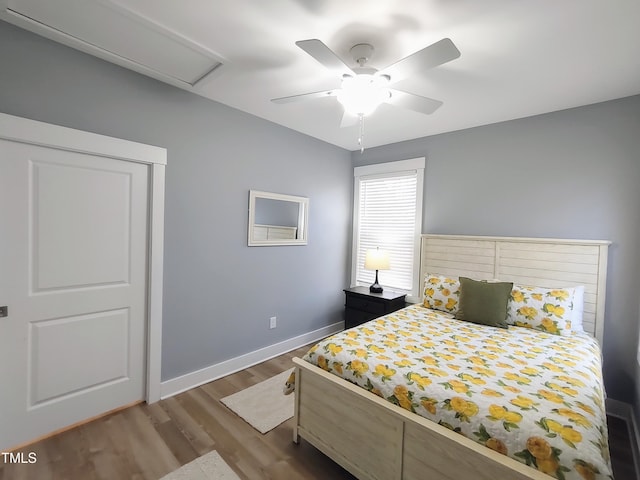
left=386, top=89, right=443, bottom=115
left=381, top=38, right=460, bottom=81
left=340, top=112, right=359, bottom=128
left=271, top=89, right=337, bottom=104
left=296, top=39, right=355, bottom=75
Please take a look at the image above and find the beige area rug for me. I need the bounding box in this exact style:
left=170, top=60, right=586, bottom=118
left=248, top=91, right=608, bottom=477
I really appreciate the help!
left=160, top=450, right=240, bottom=480
left=220, top=368, right=294, bottom=434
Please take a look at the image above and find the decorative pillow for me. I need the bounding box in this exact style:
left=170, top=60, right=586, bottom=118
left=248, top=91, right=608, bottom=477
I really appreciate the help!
left=423, top=274, right=460, bottom=313
left=506, top=284, right=577, bottom=335
left=454, top=277, right=513, bottom=328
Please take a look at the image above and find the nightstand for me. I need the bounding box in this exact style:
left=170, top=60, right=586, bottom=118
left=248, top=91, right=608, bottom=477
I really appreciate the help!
left=343, top=286, right=407, bottom=329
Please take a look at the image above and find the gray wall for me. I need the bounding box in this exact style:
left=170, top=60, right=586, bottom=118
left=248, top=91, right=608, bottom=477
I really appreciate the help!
left=353, top=95, right=640, bottom=404
left=0, top=21, right=352, bottom=381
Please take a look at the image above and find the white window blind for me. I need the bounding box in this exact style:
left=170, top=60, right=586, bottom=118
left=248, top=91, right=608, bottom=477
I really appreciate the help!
left=352, top=158, right=424, bottom=300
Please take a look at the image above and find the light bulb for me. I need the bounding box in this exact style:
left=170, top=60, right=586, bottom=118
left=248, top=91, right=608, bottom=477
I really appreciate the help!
left=336, top=74, right=390, bottom=116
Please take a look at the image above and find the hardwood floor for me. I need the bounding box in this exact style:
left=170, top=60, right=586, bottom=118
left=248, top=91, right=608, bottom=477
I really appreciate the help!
left=1, top=344, right=637, bottom=480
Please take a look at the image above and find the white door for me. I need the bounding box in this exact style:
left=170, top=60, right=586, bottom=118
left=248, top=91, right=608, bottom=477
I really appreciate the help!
left=0, top=138, right=149, bottom=450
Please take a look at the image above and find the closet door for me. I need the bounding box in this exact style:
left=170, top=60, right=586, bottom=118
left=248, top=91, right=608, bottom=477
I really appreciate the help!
left=0, top=138, right=148, bottom=450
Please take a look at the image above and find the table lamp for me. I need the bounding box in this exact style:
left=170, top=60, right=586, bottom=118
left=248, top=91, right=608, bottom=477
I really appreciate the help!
left=364, top=248, right=390, bottom=293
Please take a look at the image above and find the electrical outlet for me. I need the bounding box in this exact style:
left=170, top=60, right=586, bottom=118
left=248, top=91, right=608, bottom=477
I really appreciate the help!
left=269, top=316, right=277, bottom=329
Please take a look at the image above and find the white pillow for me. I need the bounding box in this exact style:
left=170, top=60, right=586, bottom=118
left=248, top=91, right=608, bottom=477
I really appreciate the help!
left=571, top=285, right=585, bottom=332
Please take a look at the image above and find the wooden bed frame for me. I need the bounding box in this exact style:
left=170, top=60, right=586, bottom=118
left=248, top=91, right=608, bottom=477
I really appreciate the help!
left=292, top=234, right=611, bottom=480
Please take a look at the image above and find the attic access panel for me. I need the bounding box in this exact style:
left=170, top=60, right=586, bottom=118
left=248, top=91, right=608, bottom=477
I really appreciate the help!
left=1, top=0, right=224, bottom=88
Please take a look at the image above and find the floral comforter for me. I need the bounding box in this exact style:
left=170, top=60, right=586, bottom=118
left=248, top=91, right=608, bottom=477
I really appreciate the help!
left=302, top=305, right=611, bottom=480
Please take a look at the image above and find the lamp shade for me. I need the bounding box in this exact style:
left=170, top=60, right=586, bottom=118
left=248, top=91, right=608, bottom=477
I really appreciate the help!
left=364, top=249, right=390, bottom=271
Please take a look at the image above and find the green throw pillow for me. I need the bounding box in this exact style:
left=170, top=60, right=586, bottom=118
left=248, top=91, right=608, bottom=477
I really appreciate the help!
left=454, top=277, right=513, bottom=328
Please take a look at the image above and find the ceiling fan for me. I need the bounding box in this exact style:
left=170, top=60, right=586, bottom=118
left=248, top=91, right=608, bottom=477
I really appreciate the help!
left=272, top=37, right=461, bottom=128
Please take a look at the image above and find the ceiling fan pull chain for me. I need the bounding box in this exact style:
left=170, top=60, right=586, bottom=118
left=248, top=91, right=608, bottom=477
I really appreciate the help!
left=358, top=113, right=365, bottom=153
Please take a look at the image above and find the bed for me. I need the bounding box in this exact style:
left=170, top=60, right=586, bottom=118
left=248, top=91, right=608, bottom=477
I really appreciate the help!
left=291, top=234, right=612, bottom=480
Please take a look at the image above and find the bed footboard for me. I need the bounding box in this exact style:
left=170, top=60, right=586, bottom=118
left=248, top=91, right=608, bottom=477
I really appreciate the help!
left=292, top=357, right=547, bottom=480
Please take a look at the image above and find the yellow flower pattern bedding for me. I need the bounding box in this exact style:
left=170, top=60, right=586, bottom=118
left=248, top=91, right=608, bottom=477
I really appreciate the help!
left=303, top=305, right=611, bottom=480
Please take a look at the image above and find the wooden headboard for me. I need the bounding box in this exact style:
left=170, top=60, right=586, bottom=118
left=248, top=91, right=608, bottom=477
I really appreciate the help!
left=420, top=234, right=611, bottom=343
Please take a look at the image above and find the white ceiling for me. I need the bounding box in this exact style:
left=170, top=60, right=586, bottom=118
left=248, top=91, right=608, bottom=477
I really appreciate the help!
left=3, top=0, right=640, bottom=150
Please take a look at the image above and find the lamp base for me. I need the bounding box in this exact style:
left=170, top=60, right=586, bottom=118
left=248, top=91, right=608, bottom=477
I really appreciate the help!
left=369, top=269, right=383, bottom=293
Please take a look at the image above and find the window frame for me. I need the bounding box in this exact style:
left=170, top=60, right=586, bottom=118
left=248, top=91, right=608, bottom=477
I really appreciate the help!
left=351, top=157, right=425, bottom=303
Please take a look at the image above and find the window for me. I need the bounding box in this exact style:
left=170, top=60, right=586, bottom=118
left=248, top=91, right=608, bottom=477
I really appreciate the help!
left=351, top=158, right=424, bottom=302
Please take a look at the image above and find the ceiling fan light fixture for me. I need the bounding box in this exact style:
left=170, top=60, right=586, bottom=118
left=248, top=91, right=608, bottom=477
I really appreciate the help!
left=336, top=74, right=390, bottom=116
left=272, top=37, right=461, bottom=151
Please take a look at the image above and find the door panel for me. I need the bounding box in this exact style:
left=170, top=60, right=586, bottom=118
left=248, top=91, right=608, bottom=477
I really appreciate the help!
left=29, top=308, right=130, bottom=406
left=0, top=138, right=148, bottom=449
left=32, top=160, right=132, bottom=290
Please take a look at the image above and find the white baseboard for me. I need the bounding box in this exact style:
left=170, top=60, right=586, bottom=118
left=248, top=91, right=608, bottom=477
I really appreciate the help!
left=159, top=322, right=343, bottom=399
left=606, top=398, right=640, bottom=476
